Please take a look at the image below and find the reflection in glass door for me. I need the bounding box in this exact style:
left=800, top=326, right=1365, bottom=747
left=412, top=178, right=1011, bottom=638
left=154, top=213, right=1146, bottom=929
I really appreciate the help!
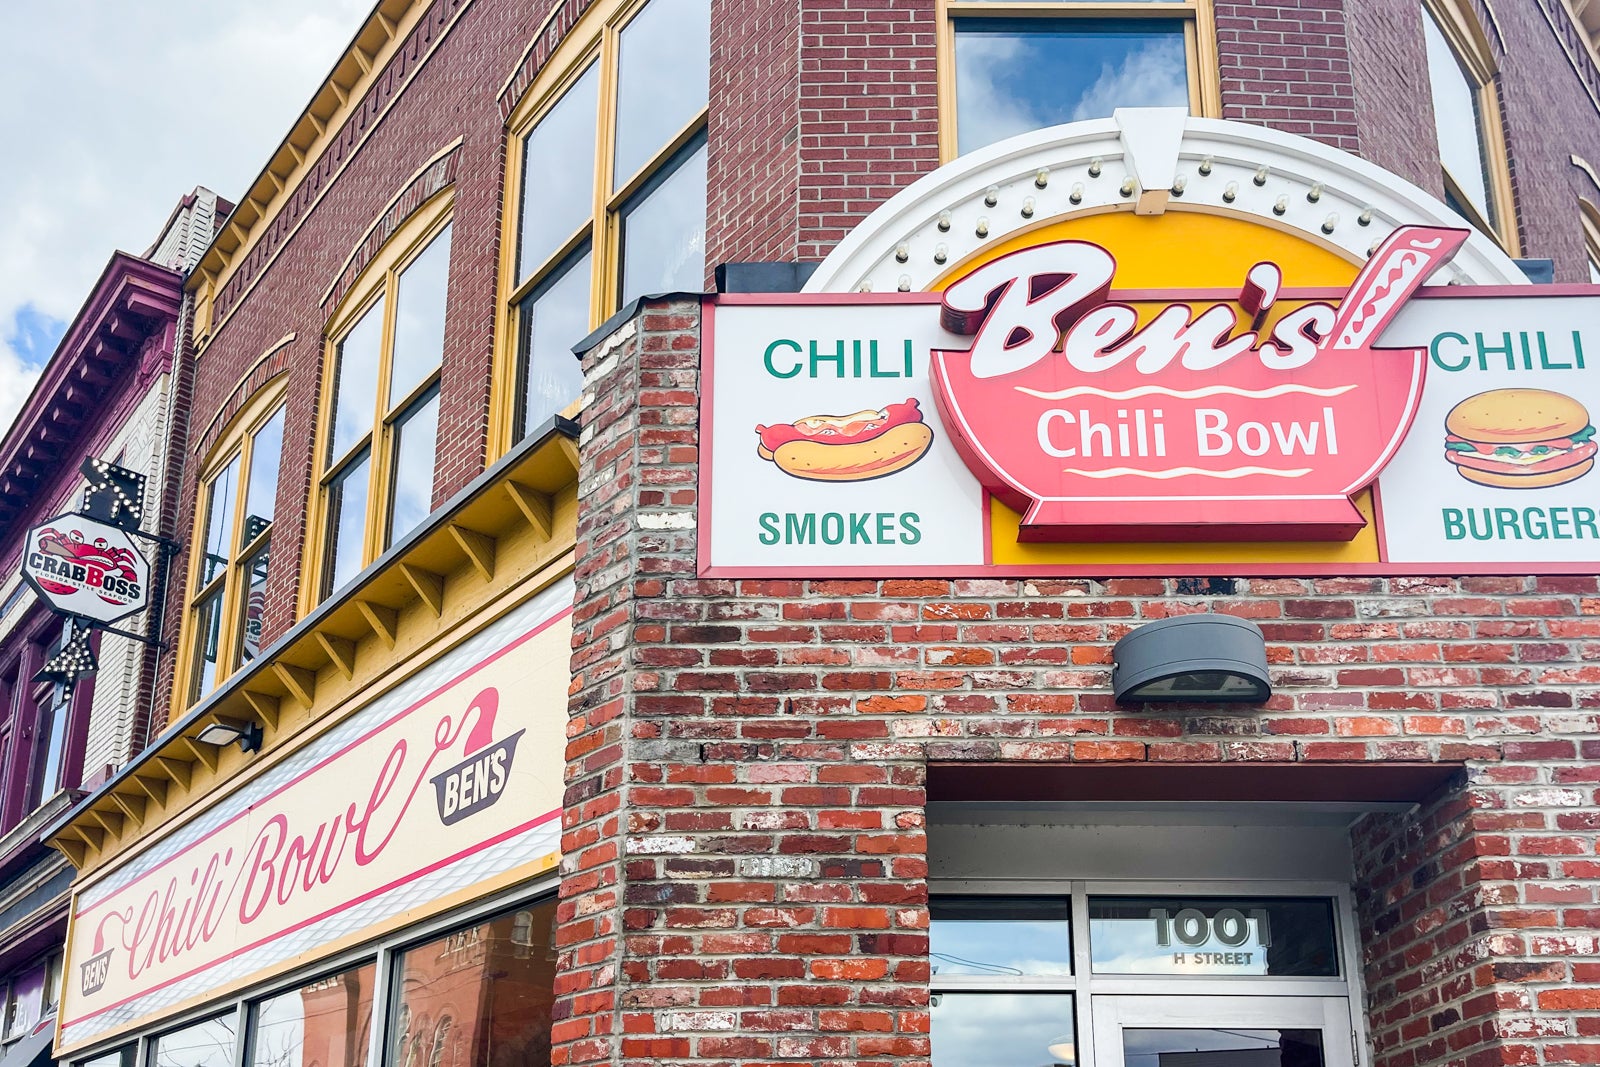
left=1123, top=1028, right=1324, bottom=1067
left=1093, top=997, right=1355, bottom=1067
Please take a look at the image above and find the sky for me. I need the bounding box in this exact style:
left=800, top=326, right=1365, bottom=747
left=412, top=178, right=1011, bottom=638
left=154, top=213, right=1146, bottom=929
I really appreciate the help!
left=0, top=0, right=372, bottom=441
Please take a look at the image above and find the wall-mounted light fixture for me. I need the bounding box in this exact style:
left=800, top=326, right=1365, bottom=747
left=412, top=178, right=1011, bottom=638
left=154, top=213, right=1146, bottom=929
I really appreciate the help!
left=1112, top=615, right=1271, bottom=704
left=194, top=717, right=264, bottom=753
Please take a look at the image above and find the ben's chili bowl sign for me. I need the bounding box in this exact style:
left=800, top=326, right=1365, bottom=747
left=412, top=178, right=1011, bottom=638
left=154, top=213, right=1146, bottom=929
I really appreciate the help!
left=930, top=225, right=1469, bottom=542
left=58, top=584, right=572, bottom=1050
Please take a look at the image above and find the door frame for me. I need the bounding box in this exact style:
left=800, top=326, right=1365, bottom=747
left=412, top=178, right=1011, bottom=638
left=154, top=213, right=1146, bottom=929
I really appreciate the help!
left=1091, top=994, right=1357, bottom=1067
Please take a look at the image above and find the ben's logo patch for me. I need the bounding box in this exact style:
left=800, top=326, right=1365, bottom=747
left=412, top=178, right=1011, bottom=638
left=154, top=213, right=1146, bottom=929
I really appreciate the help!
left=431, top=688, right=523, bottom=825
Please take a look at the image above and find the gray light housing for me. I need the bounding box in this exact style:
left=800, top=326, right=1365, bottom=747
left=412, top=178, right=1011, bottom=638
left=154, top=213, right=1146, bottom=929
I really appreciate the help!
left=1112, top=614, right=1271, bottom=705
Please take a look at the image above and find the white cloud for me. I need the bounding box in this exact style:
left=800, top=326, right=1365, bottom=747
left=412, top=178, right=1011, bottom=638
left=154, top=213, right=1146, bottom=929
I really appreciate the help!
left=0, top=0, right=370, bottom=442
left=1070, top=37, right=1189, bottom=123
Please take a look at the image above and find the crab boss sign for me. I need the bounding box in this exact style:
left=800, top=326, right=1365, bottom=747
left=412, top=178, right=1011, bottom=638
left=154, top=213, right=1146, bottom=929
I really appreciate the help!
left=22, top=513, right=151, bottom=624
left=929, top=226, right=1469, bottom=542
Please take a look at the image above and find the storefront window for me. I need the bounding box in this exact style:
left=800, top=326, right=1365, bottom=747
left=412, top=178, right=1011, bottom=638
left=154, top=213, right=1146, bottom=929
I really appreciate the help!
left=251, top=962, right=375, bottom=1067
left=317, top=213, right=453, bottom=601
left=944, top=0, right=1207, bottom=158
left=953, top=19, right=1189, bottom=155
left=77, top=1047, right=134, bottom=1067
left=1420, top=0, right=1514, bottom=248
left=1088, top=897, right=1339, bottom=977
left=151, top=1014, right=235, bottom=1067
left=930, top=896, right=1072, bottom=977
left=185, top=390, right=285, bottom=703
left=2, top=962, right=45, bottom=1042
left=502, top=0, right=710, bottom=448
left=931, top=993, right=1077, bottom=1067
left=391, top=902, right=557, bottom=1067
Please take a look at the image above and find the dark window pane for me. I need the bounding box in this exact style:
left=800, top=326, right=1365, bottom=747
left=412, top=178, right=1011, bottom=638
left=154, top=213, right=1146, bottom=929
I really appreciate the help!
left=1088, top=897, right=1339, bottom=977
left=392, top=901, right=557, bottom=1067
left=931, top=993, right=1075, bottom=1067
left=244, top=408, right=285, bottom=542
left=2, top=961, right=44, bottom=1039
left=152, top=1014, right=236, bottom=1067
left=76, top=1047, right=134, bottom=1067
left=930, top=897, right=1072, bottom=978
left=386, top=390, right=440, bottom=549
left=330, top=301, right=384, bottom=465
left=954, top=19, right=1188, bottom=154
left=613, top=0, right=710, bottom=189
left=1124, top=1029, right=1325, bottom=1067
left=192, top=587, right=225, bottom=699
left=325, top=453, right=371, bottom=596
left=390, top=226, right=452, bottom=410
left=519, top=65, right=600, bottom=281
left=517, top=250, right=590, bottom=438
left=236, top=542, right=271, bottom=668
left=250, top=962, right=375, bottom=1067
left=201, top=454, right=241, bottom=585
left=619, top=140, right=707, bottom=305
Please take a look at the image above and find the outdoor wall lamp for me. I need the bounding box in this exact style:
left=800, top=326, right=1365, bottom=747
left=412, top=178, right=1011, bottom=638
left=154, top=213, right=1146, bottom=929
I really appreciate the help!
left=194, top=717, right=264, bottom=753
left=1111, top=615, right=1271, bottom=704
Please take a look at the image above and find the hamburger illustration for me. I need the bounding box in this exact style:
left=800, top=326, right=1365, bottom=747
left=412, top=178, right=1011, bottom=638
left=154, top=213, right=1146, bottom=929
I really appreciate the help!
left=1444, top=388, right=1596, bottom=489
left=755, top=398, right=933, bottom=482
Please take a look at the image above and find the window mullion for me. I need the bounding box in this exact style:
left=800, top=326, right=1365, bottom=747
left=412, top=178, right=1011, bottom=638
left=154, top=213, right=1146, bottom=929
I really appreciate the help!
left=595, top=23, right=623, bottom=317
left=215, top=437, right=255, bottom=678
left=367, top=273, right=402, bottom=565
left=605, top=109, right=709, bottom=211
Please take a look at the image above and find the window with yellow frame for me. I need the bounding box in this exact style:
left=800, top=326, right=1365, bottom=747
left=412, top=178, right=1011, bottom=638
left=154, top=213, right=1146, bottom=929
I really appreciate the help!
left=495, top=0, right=710, bottom=450
left=313, top=196, right=453, bottom=603
left=938, top=0, right=1220, bottom=161
left=184, top=383, right=286, bottom=704
left=1420, top=0, right=1517, bottom=251
left=1581, top=200, right=1600, bottom=282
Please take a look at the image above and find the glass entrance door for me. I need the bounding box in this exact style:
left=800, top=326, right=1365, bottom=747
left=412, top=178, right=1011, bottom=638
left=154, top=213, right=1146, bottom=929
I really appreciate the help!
left=1092, top=996, right=1356, bottom=1067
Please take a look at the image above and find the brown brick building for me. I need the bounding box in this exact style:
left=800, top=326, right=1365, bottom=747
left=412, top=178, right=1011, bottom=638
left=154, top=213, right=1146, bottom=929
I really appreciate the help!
left=36, top=2, right=1600, bottom=1067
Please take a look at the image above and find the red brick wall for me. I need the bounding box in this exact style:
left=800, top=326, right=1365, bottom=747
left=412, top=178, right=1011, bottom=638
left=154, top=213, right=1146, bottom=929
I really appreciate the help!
left=707, top=0, right=802, bottom=267
left=796, top=0, right=939, bottom=262
left=560, top=296, right=1600, bottom=1067
left=1215, top=0, right=1361, bottom=152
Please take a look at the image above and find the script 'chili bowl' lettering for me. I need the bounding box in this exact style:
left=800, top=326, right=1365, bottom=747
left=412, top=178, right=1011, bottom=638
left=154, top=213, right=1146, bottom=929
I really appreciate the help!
left=929, top=225, right=1470, bottom=543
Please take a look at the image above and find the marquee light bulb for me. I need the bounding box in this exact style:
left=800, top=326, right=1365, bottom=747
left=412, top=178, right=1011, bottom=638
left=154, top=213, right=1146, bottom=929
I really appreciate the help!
left=1021, top=196, right=1035, bottom=218
left=984, top=185, right=999, bottom=207
left=937, top=210, right=952, bottom=232
left=895, top=243, right=909, bottom=263
left=1171, top=175, right=1187, bottom=196
left=1198, top=155, right=1213, bottom=175
left=975, top=216, right=989, bottom=237
left=1088, top=157, right=1102, bottom=177
left=1120, top=178, right=1136, bottom=198
left=1306, top=182, right=1323, bottom=202
left=1222, top=181, right=1238, bottom=203
left=1069, top=182, right=1084, bottom=205
left=1273, top=195, right=1288, bottom=215
left=933, top=243, right=948, bottom=264
left=1035, top=168, right=1050, bottom=188
left=1322, top=212, right=1339, bottom=234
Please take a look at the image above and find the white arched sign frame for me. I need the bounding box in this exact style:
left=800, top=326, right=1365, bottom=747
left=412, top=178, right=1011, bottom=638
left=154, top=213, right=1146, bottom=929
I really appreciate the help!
left=803, top=108, right=1527, bottom=294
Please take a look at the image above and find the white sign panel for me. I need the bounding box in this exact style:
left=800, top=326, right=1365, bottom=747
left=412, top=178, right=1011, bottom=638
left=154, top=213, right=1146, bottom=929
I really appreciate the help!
left=1377, top=292, right=1600, bottom=564
left=59, top=580, right=574, bottom=1051
left=22, top=513, right=151, bottom=624
left=704, top=300, right=985, bottom=573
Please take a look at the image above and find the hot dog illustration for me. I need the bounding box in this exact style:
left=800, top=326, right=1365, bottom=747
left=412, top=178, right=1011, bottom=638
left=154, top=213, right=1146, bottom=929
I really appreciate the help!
left=755, top=398, right=934, bottom=482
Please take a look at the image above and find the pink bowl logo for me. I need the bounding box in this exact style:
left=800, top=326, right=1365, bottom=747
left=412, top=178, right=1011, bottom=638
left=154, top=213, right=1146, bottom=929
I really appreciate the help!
left=930, top=226, right=1469, bottom=542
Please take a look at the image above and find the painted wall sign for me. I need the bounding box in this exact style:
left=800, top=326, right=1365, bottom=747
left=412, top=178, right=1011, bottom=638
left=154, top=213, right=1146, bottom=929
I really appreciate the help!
left=22, top=513, right=151, bottom=624
left=702, top=251, right=1600, bottom=577
left=930, top=226, right=1464, bottom=542
left=57, top=580, right=574, bottom=1052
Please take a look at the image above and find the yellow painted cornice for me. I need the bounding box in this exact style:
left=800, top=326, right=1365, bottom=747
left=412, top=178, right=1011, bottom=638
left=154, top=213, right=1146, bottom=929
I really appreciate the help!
left=185, top=0, right=433, bottom=334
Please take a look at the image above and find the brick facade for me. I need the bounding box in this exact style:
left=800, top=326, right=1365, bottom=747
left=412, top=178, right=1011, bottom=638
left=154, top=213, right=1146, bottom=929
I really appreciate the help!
left=146, top=0, right=1600, bottom=1065
left=559, top=294, right=1600, bottom=1067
